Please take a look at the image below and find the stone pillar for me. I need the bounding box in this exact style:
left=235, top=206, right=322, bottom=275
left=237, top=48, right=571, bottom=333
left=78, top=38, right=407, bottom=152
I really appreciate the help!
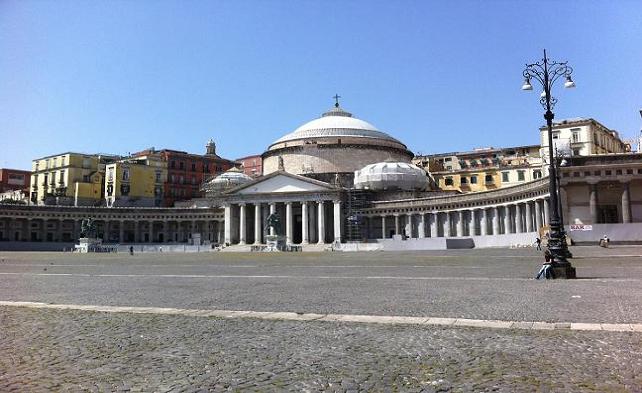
left=119, top=220, right=125, bottom=243
left=490, top=207, right=499, bottom=235
left=503, top=206, right=511, bottom=234
left=481, top=209, right=488, bottom=236
left=285, top=202, right=293, bottom=244
left=622, top=182, right=631, bottom=224
left=525, top=202, right=533, bottom=232
left=534, top=200, right=542, bottom=231
left=333, top=200, right=341, bottom=243
left=515, top=204, right=523, bottom=233
left=405, top=213, right=413, bottom=238
left=239, top=203, right=247, bottom=245
left=456, top=211, right=464, bottom=237
left=394, top=214, right=400, bottom=235
left=301, top=202, right=309, bottom=244
left=254, top=204, right=262, bottom=245
left=317, top=201, right=325, bottom=244
left=468, top=210, right=476, bottom=236
left=589, top=184, right=598, bottom=224
left=543, top=199, right=550, bottom=226
left=381, top=215, right=387, bottom=239
left=444, top=212, right=451, bottom=237
left=224, top=204, right=232, bottom=245
left=430, top=212, right=438, bottom=238
left=418, top=214, right=426, bottom=238
left=269, top=203, right=276, bottom=236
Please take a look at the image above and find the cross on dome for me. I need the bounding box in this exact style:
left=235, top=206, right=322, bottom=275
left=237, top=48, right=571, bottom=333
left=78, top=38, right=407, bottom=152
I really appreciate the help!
left=333, top=94, right=341, bottom=108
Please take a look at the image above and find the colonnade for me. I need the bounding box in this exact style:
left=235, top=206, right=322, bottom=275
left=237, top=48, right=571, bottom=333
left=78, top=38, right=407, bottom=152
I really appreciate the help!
left=223, top=199, right=342, bottom=245
left=369, top=198, right=549, bottom=239
left=0, top=217, right=224, bottom=244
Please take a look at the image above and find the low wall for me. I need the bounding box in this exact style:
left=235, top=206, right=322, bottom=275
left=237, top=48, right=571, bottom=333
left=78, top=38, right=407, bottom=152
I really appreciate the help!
left=115, top=244, right=215, bottom=253
left=471, top=232, right=538, bottom=248
left=374, top=232, right=538, bottom=251
left=566, top=223, right=642, bottom=244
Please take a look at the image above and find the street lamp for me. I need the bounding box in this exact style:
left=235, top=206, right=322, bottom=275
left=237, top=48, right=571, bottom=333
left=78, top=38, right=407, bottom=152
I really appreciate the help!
left=522, top=49, right=576, bottom=279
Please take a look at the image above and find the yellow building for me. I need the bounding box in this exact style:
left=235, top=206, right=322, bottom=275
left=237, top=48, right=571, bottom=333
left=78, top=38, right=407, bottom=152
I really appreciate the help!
left=30, top=153, right=119, bottom=206
left=414, top=145, right=543, bottom=193
left=105, top=157, right=167, bottom=207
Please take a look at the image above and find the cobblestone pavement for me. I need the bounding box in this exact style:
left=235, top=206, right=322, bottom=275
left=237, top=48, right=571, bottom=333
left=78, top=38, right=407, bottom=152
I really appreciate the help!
left=1, top=246, right=641, bottom=391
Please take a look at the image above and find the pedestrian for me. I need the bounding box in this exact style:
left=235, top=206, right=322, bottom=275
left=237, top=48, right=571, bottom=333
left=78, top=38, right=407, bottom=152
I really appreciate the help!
left=599, top=235, right=610, bottom=248
left=159, top=246, right=163, bottom=253
left=129, top=246, right=134, bottom=255
left=535, top=237, right=542, bottom=251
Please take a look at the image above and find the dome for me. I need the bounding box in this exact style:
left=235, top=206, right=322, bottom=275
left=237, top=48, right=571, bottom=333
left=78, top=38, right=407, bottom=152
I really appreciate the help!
left=354, top=162, right=428, bottom=191
left=202, top=168, right=253, bottom=195
left=269, top=106, right=405, bottom=148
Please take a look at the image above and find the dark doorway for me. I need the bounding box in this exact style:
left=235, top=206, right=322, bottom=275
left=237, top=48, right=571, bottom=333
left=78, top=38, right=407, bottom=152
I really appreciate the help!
left=598, top=205, right=619, bottom=223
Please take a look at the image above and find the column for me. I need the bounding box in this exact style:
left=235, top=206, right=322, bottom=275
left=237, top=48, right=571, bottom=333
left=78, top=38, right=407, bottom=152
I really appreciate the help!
left=491, top=207, right=499, bottom=235
left=534, top=200, right=542, bottom=230
left=119, top=220, right=125, bottom=243
left=317, top=201, right=325, bottom=244
left=394, top=214, right=400, bottom=235
left=481, top=209, right=488, bottom=235
left=418, top=213, right=426, bottom=238
left=525, top=202, right=533, bottom=232
left=381, top=215, right=387, bottom=239
left=224, top=204, right=232, bottom=245
left=515, top=204, right=523, bottom=233
left=254, top=203, right=262, bottom=245
left=333, top=200, right=341, bottom=243
left=239, top=203, right=247, bottom=245
left=285, top=202, right=293, bottom=244
left=456, top=211, right=464, bottom=237
left=301, top=202, right=309, bottom=244
left=589, top=184, right=598, bottom=224
left=444, top=212, right=451, bottom=237
left=405, top=213, right=413, bottom=238
left=468, top=210, right=476, bottom=236
left=543, top=199, right=550, bottom=226
left=430, top=212, right=438, bottom=238
left=269, top=203, right=276, bottom=236
left=503, top=206, right=511, bottom=234
left=622, top=182, right=631, bottom=223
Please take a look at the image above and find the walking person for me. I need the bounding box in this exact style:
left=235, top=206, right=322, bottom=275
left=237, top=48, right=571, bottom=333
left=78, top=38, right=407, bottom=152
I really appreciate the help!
left=535, top=237, right=542, bottom=251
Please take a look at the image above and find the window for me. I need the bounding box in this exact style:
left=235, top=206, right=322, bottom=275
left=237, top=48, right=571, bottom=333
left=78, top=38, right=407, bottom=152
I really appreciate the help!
left=572, top=149, right=580, bottom=156
left=444, top=157, right=452, bottom=162
left=107, top=168, right=114, bottom=182
left=191, top=176, right=196, bottom=185
left=470, top=175, right=478, bottom=184
left=170, top=161, right=176, bottom=169
left=155, top=171, right=161, bottom=182
left=61, top=156, right=66, bottom=166
left=191, top=162, right=196, bottom=172
left=204, top=164, right=210, bottom=173
left=572, top=129, right=580, bottom=143
left=552, top=132, right=560, bottom=139
left=533, top=170, right=542, bottom=179
left=461, top=177, right=468, bottom=184
left=59, top=170, right=65, bottom=185
left=501, top=172, right=509, bottom=182
left=485, top=174, right=493, bottom=183
left=517, top=170, right=525, bottom=181
left=179, top=162, right=184, bottom=170
left=122, top=168, right=130, bottom=181
left=83, top=175, right=90, bottom=182
left=444, top=177, right=454, bottom=186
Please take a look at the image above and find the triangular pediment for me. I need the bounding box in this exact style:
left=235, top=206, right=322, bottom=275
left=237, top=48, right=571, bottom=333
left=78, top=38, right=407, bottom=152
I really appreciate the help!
left=228, top=172, right=336, bottom=195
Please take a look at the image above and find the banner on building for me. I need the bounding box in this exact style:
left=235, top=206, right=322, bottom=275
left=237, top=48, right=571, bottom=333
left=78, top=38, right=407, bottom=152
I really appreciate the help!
left=569, top=224, right=592, bottom=231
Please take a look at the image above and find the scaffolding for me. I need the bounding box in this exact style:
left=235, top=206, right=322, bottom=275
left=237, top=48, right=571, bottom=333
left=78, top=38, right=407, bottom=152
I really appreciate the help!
left=344, top=188, right=372, bottom=242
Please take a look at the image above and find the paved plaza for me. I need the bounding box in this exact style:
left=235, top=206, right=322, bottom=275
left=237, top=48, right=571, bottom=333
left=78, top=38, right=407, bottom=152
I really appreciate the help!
left=1, top=247, right=641, bottom=392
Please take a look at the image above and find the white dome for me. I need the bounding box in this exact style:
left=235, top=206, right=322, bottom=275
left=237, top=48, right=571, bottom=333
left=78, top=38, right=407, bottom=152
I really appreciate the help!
left=269, top=106, right=404, bottom=147
left=202, top=168, right=253, bottom=194
left=354, top=162, right=428, bottom=191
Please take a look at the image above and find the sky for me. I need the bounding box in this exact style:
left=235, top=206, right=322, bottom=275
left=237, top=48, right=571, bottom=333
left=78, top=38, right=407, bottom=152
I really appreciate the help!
left=1, top=0, right=642, bottom=170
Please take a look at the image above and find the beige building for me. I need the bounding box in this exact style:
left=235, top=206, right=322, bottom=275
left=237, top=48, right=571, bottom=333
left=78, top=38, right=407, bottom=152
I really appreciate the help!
left=541, top=118, right=629, bottom=160
left=105, top=157, right=167, bottom=207
left=30, top=153, right=119, bottom=206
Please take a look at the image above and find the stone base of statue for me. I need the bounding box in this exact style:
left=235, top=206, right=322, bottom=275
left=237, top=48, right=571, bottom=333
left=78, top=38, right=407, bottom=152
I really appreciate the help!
left=75, top=237, right=103, bottom=253
left=265, top=235, right=286, bottom=252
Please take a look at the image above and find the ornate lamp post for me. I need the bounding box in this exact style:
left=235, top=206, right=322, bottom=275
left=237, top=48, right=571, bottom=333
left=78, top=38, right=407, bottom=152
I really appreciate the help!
left=522, top=49, right=576, bottom=279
